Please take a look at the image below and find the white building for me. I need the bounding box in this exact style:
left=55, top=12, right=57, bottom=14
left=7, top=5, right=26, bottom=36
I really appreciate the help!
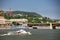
left=9, top=19, right=28, bottom=24
left=0, top=18, right=28, bottom=24
left=0, top=16, right=6, bottom=24
left=0, top=19, right=6, bottom=24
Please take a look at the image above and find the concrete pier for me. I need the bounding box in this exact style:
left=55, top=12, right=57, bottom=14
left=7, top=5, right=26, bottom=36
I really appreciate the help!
left=50, top=23, right=53, bottom=29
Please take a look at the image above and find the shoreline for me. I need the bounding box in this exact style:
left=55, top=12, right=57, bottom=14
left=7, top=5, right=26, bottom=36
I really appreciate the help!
left=0, top=27, right=60, bottom=30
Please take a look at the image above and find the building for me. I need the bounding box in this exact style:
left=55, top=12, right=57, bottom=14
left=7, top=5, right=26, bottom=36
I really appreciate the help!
left=0, top=10, right=6, bottom=24
left=0, top=18, right=28, bottom=25
left=0, top=10, right=28, bottom=25
left=0, top=16, right=9, bottom=24
left=0, top=19, right=6, bottom=24
left=9, top=19, right=28, bottom=24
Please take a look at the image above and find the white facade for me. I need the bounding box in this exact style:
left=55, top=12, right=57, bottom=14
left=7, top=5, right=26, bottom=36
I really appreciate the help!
left=0, top=19, right=28, bottom=24
left=0, top=19, right=6, bottom=24
left=9, top=19, right=28, bottom=22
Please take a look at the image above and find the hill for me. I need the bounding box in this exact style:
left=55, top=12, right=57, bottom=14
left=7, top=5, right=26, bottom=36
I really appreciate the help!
left=0, top=10, right=56, bottom=23
left=6, top=11, right=42, bottom=17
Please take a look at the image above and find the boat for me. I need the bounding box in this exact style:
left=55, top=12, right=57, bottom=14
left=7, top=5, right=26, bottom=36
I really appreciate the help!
left=16, top=29, right=31, bottom=35
left=1, top=29, right=31, bottom=36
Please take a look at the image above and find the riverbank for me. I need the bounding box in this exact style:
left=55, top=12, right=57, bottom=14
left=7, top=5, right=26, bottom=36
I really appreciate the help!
left=0, top=26, right=60, bottom=30
left=0, top=28, right=10, bottom=30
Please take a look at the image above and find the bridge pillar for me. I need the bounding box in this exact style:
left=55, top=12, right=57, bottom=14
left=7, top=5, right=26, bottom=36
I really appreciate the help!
left=52, top=26, right=56, bottom=29
left=50, top=23, right=56, bottom=29
left=50, top=23, right=53, bottom=29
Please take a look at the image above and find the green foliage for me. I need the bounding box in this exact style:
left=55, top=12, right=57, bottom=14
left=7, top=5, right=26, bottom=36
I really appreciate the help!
left=12, top=22, right=20, bottom=25
left=12, top=22, right=17, bottom=25
left=0, top=10, right=56, bottom=23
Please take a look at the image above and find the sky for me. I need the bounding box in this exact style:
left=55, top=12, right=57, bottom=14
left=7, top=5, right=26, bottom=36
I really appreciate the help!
left=0, top=0, right=60, bottom=19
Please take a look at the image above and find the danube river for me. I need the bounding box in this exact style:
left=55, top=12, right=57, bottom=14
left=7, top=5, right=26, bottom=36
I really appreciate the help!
left=0, top=29, right=60, bottom=40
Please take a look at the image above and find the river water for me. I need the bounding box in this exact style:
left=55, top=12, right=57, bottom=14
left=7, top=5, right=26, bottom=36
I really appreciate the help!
left=0, top=29, right=60, bottom=40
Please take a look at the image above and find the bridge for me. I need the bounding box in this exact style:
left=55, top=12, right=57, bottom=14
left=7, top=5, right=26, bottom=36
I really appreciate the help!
left=27, top=23, right=60, bottom=29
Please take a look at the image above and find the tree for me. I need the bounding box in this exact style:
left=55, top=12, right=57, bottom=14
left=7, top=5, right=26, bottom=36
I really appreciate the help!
left=12, top=22, right=17, bottom=25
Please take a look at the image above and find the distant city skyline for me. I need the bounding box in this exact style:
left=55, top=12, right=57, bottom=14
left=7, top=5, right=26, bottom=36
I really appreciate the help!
left=0, top=0, right=60, bottom=19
